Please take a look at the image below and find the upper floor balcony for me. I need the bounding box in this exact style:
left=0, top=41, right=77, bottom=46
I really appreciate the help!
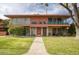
left=31, top=20, right=68, bottom=25
left=48, top=18, right=69, bottom=25
left=30, top=19, right=70, bottom=27
left=10, top=17, right=69, bottom=27
left=48, top=21, right=68, bottom=24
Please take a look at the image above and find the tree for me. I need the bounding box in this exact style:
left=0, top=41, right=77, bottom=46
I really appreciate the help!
left=60, top=3, right=79, bottom=39
left=68, top=23, right=76, bottom=36
left=3, top=20, right=9, bottom=35
left=40, top=3, right=48, bottom=14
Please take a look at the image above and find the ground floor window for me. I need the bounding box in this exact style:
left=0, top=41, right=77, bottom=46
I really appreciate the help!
left=31, top=27, right=36, bottom=36
left=43, top=27, right=47, bottom=36
left=48, top=27, right=68, bottom=36
left=26, top=27, right=30, bottom=36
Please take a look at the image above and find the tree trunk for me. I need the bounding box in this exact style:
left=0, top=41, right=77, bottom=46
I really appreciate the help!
left=72, top=4, right=79, bottom=39
left=75, top=26, right=79, bottom=39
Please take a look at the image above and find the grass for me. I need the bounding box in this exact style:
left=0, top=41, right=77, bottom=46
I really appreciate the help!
left=0, top=36, right=34, bottom=55
left=43, top=37, right=79, bottom=55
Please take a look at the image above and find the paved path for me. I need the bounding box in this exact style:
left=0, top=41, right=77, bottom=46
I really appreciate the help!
left=26, top=37, right=48, bottom=55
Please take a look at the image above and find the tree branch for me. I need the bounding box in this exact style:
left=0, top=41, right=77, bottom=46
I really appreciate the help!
left=60, top=3, right=77, bottom=26
left=72, top=3, right=79, bottom=27
left=60, top=3, right=72, bottom=13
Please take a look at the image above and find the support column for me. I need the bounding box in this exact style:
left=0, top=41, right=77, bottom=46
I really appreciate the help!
left=41, top=27, right=43, bottom=36
left=47, top=27, right=48, bottom=36
left=30, top=27, right=31, bottom=36
left=56, top=28, right=58, bottom=35
left=35, top=27, right=37, bottom=36
left=52, top=28, right=53, bottom=36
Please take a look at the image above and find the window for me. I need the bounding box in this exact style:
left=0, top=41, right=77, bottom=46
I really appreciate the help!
left=58, top=18, right=61, bottom=20
left=31, top=21, right=37, bottom=24
left=25, top=18, right=30, bottom=24
left=48, top=18, right=52, bottom=24
left=31, top=27, right=36, bottom=36
left=12, top=18, right=17, bottom=25
left=48, top=18, right=52, bottom=22
left=43, top=21, right=46, bottom=24
left=39, top=21, right=42, bottom=24
left=58, top=18, right=62, bottom=24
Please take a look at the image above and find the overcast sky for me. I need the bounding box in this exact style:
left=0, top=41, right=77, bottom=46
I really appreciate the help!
left=0, top=3, right=69, bottom=15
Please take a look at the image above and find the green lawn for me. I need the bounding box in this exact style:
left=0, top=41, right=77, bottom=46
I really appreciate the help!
left=0, top=36, right=34, bottom=55
left=43, top=37, right=79, bottom=55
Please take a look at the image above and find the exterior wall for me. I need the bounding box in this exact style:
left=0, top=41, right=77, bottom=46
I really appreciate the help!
left=30, top=17, right=48, bottom=24
left=10, top=18, right=30, bottom=26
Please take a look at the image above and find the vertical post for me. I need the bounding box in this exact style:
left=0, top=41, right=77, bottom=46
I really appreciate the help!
left=41, top=27, right=43, bottom=36
left=52, top=28, right=53, bottom=36
left=47, top=27, right=48, bottom=36
left=35, top=27, right=37, bottom=36
left=56, top=28, right=58, bottom=35
left=30, top=27, right=31, bottom=36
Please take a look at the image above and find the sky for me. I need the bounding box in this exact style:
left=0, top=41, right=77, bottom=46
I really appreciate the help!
left=0, top=3, right=73, bottom=24
left=0, top=3, right=69, bottom=15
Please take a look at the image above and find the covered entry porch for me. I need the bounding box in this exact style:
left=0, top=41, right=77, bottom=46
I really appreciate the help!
left=30, top=27, right=47, bottom=36
left=48, top=27, right=68, bottom=36
left=28, top=26, right=69, bottom=36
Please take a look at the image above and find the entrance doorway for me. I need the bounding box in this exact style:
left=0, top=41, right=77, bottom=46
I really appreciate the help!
left=37, top=27, right=41, bottom=36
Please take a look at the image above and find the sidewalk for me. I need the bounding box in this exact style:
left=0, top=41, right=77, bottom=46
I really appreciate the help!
left=26, top=37, right=48, bottom=55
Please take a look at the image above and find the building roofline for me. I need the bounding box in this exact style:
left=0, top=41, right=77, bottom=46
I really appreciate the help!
left=5, top=14, right=71, bottom=18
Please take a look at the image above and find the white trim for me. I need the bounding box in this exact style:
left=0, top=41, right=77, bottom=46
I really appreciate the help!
left=35, top=27, right=37, bottom=36
left=47, top=27, right=48, bottom=36
left=41, top=27, right=43, bottom=36
left=30, top=27, right=31, bottom=36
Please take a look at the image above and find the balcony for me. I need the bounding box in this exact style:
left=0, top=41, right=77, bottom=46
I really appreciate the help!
left=29, top=19, right=69, bottom=27
left=29, top=24, right=70, bottom=27
left=48, top=21, right=68, bottom=25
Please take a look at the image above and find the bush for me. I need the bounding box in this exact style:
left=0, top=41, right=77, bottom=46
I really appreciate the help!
left=9, top=27, right=26, bottom=36
left=68, top=23, right=76, bottom=36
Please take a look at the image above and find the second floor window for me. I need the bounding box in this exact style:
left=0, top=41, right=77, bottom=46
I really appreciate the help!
left=43, top=21, right=46, bottom=24
left=39, top=21, right=42, bottom=24
left=48, top=18, right=52, bottom=22
left=31, top=21, right=47, bottom=24
left=31, top=21, right=37, bottom=24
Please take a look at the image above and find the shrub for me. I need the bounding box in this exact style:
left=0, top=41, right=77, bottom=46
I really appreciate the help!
left=9, top=27, right=26, bottom=36
left=68, top=23, right=76, bottom=36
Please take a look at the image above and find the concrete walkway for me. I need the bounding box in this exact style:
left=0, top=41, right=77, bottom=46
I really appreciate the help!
left=26, top=37, right=48, bottom=55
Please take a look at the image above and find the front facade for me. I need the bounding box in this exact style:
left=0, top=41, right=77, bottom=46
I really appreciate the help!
left=5, top=14, right=70, bottom=36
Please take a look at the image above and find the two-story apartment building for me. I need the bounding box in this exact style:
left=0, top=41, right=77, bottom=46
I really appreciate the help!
left=5, top=14, right=70, bottom=36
